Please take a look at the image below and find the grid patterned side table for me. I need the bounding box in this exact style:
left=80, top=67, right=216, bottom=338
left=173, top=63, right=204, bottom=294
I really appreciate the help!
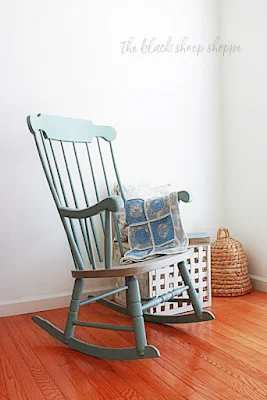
left=113, top=233, right=211, bottom=315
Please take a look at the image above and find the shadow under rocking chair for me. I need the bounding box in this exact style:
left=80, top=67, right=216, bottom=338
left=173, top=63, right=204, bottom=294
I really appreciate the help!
left=27, top=114, right=214, bottom=361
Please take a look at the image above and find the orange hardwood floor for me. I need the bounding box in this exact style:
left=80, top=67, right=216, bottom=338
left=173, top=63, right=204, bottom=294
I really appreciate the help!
left=0, top=290, right=267, bottom=400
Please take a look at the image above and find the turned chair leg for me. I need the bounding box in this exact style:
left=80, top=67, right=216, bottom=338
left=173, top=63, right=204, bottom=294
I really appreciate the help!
left=178, top=261, right=203, bottom=319
left=127, top=275, right=147, bottom=356
left=64, top=278, right=84, bottom=343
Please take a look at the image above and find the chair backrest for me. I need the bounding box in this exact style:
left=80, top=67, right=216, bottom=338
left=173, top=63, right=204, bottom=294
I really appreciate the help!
left=27, top=114, right=125, bottom=270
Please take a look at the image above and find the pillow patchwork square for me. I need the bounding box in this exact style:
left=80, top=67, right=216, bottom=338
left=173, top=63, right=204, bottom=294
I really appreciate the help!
left=120, top=192, right=188, bottom=264
left=150, top=215, right=174, bottom=246
left=128, top=223, right=153, bottom=249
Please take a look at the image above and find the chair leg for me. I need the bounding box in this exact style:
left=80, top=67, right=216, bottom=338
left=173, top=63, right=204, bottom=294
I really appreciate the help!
left=178, top=260, right=203, bottom=319
left=127, top=275, right=147, bottom=356
left=125, top=276, right=131, bottom=315
left=64, top=278, right=84, bottom=343
left=143, top=261, right=214, bottom=324
left=32, top=275, right=160, bottom=360
left=95, top=266, right=214, bottom=325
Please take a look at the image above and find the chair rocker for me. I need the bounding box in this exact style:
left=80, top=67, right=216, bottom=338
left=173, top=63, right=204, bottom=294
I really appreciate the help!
left=27, top=114, right=214, bottom=361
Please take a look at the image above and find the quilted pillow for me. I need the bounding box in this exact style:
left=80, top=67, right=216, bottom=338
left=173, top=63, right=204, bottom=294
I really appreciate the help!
left=113, top=183, right=173, bottom=242
left=120, top=192, right=188, bottom=263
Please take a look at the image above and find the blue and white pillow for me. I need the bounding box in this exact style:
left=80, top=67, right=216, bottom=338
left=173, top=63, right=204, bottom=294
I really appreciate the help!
left=113, top=183, right=173, bottom=242
left=120, top=192, right=188, bottom=264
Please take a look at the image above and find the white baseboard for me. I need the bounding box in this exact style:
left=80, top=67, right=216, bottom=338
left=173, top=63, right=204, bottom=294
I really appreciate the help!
left=249, top=274, right=267, bottom=293
left=0, top=285, right=115, bottom=318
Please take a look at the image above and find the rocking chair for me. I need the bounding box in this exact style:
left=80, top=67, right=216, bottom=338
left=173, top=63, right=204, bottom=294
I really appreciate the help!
left=27, top=114, right=214, bottom=361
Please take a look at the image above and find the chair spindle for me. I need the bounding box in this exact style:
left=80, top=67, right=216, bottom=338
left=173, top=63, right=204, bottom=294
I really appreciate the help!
left=73, top=143, right=103, bottom=262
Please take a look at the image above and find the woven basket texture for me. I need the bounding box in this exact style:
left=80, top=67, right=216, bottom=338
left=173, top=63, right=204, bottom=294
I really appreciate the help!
left=211, top=228, right=252, bottom=297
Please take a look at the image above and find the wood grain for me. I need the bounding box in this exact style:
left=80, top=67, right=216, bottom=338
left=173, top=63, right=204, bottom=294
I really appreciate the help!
left=3, top=317, right=64, bottom=400
left=86, top=305, right=247, bottom=400
left=0, top=291, right=267, bottom=399
left=0, top=319, right=46, bottom=400
left=71, top=251, right=192, bottom=278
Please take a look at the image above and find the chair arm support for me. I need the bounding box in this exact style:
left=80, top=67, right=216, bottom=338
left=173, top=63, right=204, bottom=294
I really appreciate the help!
left=58, top=195, right=124, bottom=219
left=177, top=190, right=192, bottom=203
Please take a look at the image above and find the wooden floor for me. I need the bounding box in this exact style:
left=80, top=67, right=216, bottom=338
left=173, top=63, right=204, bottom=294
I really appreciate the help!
left=0, top=290, right=267, bottom=400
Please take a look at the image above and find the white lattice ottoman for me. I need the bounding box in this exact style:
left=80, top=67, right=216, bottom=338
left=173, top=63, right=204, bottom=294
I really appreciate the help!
left=113, top=233, right=211, bottom=315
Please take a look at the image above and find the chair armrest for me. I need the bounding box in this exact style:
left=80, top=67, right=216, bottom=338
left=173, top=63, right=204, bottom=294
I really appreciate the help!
left=58, top=195, right=124, bottom=219
left=177, top=191, right=192, bottom=203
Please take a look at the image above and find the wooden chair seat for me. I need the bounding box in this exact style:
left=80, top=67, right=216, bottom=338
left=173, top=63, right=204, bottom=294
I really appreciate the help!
left=72, top=250, right=192, bottom=278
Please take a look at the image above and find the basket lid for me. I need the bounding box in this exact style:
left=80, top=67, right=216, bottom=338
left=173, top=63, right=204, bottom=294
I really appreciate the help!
left=211, top=228, right=242, bottom=248
left=211, top=227, right=248, bottom=265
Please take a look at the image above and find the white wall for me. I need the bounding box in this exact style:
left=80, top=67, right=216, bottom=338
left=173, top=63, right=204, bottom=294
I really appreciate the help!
left=221, top=0, right=267, bottom=288
left=0, top=0, right=222, bottom=315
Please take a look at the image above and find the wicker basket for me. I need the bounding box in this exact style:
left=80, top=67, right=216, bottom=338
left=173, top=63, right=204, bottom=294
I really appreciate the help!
left=211, top=228, right=252, bottom=297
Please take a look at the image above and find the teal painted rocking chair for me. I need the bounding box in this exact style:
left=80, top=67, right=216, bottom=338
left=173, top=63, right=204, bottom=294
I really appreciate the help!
left=27, top=114, right=214, bottom=361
